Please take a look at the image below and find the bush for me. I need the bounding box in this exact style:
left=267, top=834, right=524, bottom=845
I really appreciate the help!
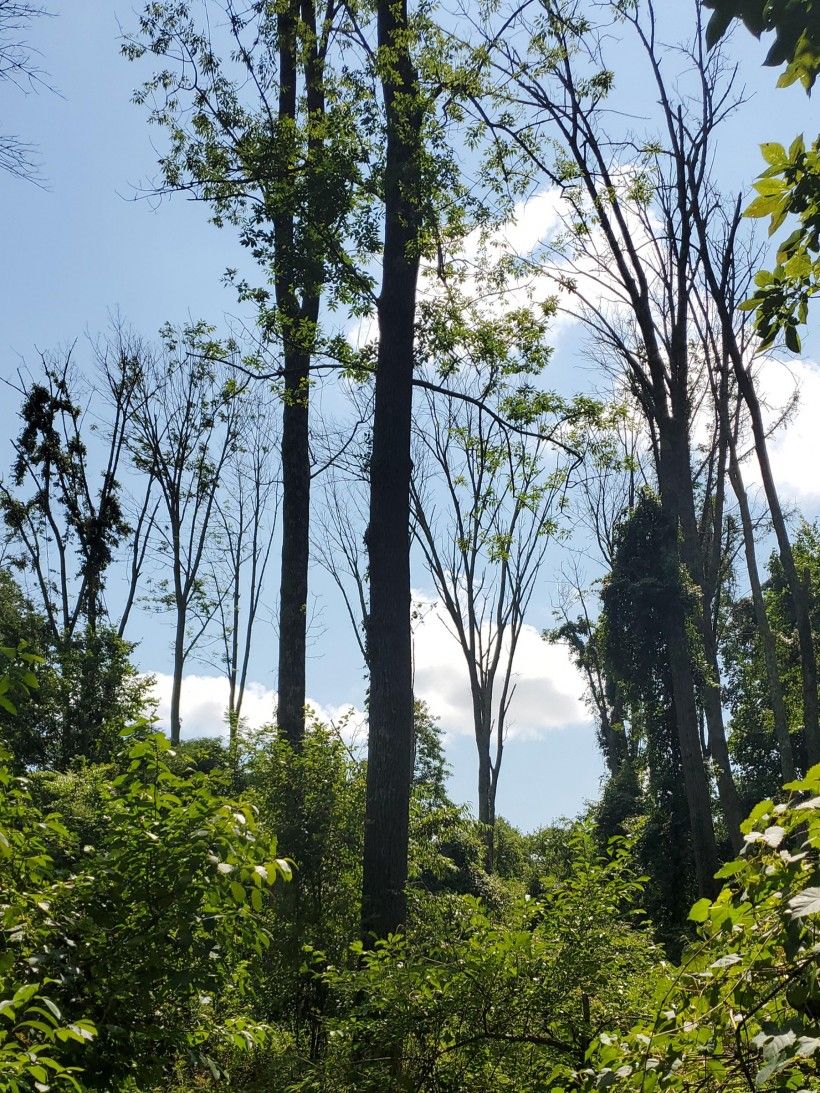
left=578, top=765, right=820, bottom=1093
left=1, top=724, right=291, bottom=1091
left=297, top=828, right=660, bottom=1092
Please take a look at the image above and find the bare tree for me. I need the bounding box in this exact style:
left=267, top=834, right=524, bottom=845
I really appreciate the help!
left=691, top=191, right=820, bottom=765
left=690, top=239, right=797, bottom=782
left=0, top=332, right=155, bottom=762
left=0, top=1, right=53, bottom=180
left=129, top=326, right=246, bottom=744
left=477, top=0, right=754, bottom=885
left=209, top=403, right=280, bottom=748
left=411, top=382, right=561, bottom=868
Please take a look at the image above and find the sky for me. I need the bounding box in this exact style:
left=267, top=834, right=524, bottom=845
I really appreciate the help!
left=1, top=2, right=819, bottom=830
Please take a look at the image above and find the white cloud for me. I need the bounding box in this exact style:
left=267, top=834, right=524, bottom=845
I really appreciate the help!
left=742, top=356, right=820, bottom=506
left=147, top=673, right=366, bottom=746
left=411, top=593, right=591, bottom=740
left=145, top=585, right=591, bottom=749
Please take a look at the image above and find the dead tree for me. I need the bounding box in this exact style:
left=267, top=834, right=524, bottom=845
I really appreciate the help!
left=479, top=0, right=748, bottom=885
left=129, top=326, right=245, bottom=744
left=411, top=382, right=560, bottom=869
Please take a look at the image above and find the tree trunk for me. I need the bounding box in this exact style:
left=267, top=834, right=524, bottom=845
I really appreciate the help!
left=661, top=420, right=743, bottom=850
left=727, top=424, right=795, bottom=782
left=276, top=345, right=311, bottom=748
left=361, top=0, right=423, bottom=942
left=664, top=604, right=721, bottom=895
left=476, top=720, right=494, bottom=872
left=657, top=440, right=721, bottom=895
left=690, top=196, right=820, bottom=768
left=170, top=612, right=185, bottom=745
left=734, top=364, right=820, bottom=765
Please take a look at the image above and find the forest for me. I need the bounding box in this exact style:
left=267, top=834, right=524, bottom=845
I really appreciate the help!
left=1, top=0, right=820, bottom=1089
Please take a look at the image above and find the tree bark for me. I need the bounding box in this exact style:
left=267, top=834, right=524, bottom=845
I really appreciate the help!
left=170, top=611, right=185, bottom=745
left=361, top=0, right=423, bottom=942
left=661, top=417, right=743, bottom=851
left=657, top=440, right=721, bottom=895
left=274, top=0, right=322, bottom=749
left=276, top=346, right=311, bottom=748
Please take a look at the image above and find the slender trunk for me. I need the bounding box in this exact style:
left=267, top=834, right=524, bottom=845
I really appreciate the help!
left=274, top=1, right=307, bottom=749
left=274, top=0, right=324, bottom=750
left=276, top=345, right=311, bottom=748
left=487, top=750, right=500, bottom=875
left=734, top=366, right=820, bottom=765
left=477, top=737, right=492, bottom=822
left=699, top=619, right=743, bottom=851
left=728, top=440, right=795, bottom=782
left=361, top=0, right=423, bottom=942
left=664, top=605, right=721, bottom=895
left=604, top=675, right=629, bottom=769
left=692, top=193, right=820, bottom=767
left=170, top=610, right=185, bottom=745
left=476, top=688, right=494, bottom=871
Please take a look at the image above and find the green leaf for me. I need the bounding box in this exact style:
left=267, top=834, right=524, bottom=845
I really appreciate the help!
left=744, top=193, right=781, bottom=218
left=785, top=324, right=801, bottom=353
left=788, top=886, right=820, bottom=918
left=761, top=142, right=786, bottom=166
left=689, top=898, right=711, bottom=923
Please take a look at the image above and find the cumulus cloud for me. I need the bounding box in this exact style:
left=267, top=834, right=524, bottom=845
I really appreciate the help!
left=411, top=593, right=592, bottom=740
left=145, top=590, right=591, bottom=749
left=743, top=356, right=820, bottom=506
left=147, top=673, right=366, bottom=745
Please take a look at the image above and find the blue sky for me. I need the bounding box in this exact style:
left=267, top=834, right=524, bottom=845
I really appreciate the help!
left=1, top=2, right=818, bottom=830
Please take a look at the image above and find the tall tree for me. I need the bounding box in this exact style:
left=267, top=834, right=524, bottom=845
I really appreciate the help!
left=209, top=404, right=279, bottom=747
left=360, top=0, right=428, bottom=941
left=691, top=239, right=797, bottom=781
left=129, top=325, right=244, bottom=744
left=127, top=0, right=369, bottom=748
left=691, top=194, right=820, bottom=767
left=479, top=0, right=747, bottom=885
left=411, top=383, right=560, bottom=868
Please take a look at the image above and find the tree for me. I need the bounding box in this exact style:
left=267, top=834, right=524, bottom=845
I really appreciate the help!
left=692, top=245, right=797, bottom=782
left=0, top=1, right=52, bottom=180
left=0, top=338, right=154, bottom=763
left=599, top=491, right=701, bottom=932
left=127, top=0, right=370, bottom=749
left=1, top=347, right=134, bottom=640
left=479, top=0, right=743, bottom=886
left=411, top=383, right=561, bottom=868
left=690, top=191, right=820, bottom=766
left=360, top=0, right=428, bottom=942
left=209, top=404, right=279, bottom=749
left=129, top=325, right=245, bottom=744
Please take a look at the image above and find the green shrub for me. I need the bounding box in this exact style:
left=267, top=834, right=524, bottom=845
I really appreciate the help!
left=297, top=828, right=659, bottom=1092
left=578, top=765, right=820, bottom=1092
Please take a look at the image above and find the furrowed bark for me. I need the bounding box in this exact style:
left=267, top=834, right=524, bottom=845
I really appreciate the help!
left=361, top=0, right=424, bottom=942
